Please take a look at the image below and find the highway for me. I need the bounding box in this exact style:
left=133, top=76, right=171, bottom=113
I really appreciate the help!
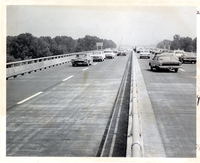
left=6, top=50, right=196, bottom=157
left=137, top=52, right=196, bottom=157
left=6, top=52, right=131, bottom=156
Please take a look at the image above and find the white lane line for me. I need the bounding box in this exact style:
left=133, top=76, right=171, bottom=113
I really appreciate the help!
left=93, top=63, right=97, bottom=65
left=82, top=68, right=89, bottom=71
left=62, top=75, right=74, bottom=81
left=17, top=92, right=43, bottom=104
left=179, top=68, right=185, bottom=72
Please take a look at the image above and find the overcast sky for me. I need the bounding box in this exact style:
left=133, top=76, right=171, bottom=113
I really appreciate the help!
left=7, top=5, right=196, bottom=47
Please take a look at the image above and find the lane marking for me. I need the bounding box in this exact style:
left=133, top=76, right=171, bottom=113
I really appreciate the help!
left=179, top=68, right=185, bottom=72
left=62, top=75, right=74, bottom=82
left=17, top=92, right=43, bottom=104
left=93, top=63, right=98, bottom=65
left=82, top=68, right=89, bottom=71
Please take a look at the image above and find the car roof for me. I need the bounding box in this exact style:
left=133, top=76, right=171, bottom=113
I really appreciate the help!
left=174, top=50, right=185, bottom=52
left=157, top=53, right=174, bottom=57
left=76, top=53, right=87, bottom=55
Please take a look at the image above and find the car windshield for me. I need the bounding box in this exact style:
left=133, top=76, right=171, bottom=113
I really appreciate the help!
left=158, top=56, right=175, bottom=60
left=93, top=52, right=101, bottom=54
left=185, top=53, right=196, bottom=57
left=76, top=54, right=87, bottom=58
left=104, top=51, right=112, bottom=53
left=175, top=52, right=184, bottom=55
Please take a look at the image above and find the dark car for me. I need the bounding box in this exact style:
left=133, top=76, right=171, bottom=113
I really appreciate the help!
left=71, top=53, right=93, bottom=66
left=179, top=52, right=197, bottom=64
left=117, top=50, right=127, bottom=56
left=149, top=53, right=182, bottom=72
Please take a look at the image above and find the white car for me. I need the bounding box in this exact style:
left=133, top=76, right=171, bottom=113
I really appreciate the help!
left=91, top=51, right=105, bottom=62
left=173, top=50, right=185, bottom=61
left=103, top=50, right=115, bottom=59
left=139, top=50, right=151, bottom=59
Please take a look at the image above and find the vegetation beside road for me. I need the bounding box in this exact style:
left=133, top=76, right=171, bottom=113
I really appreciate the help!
left=157, top=34, right=196, bottom=52
left=7, top=33, right=116, bottom=62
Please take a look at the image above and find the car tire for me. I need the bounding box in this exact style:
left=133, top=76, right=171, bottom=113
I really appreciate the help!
left=155, top=66, right=160, bottom=71
left=174, top=68, right=178, bottom=73
left=150, top=66, right=153, bottom=71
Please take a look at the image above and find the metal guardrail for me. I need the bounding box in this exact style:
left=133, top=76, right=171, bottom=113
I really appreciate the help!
left=126, top=51, right=143, bottom=157
left=6, top=51, right=93, bottom=79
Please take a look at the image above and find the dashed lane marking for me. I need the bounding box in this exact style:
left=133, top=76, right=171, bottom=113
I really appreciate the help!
left=62, top=75, right=74, bottom=81
left=94, top=63, right=98, bottom=65
left=17, top=92, right=43, bottom=104
left=82, top=68, right=89, bottom=71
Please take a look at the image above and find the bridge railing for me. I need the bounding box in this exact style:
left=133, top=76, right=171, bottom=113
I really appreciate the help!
left=6, top=51, right=93, bottom=79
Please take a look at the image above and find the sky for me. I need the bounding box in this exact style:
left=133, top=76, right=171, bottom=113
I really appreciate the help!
left=7, top=5, right=197, bottom=47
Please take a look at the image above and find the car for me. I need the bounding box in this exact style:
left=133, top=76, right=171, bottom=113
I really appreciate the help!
left=151, top=48, right=162, bottom=55
left=149, top=53, right=182, bottom=72
left=179, top=52, right=197, bottom=64
left=71, top=53, right=93, bottom=66
left=117, top=49, right=127, bottom=56
left=173, top=50, right=185, bottom=61
left=139, top=50, right=151, bottom=59
left=90, top=51, right=105, bottom=62
left=103, top=50, right=115, bottom=59
left=112, top=49, right=118, bottom=56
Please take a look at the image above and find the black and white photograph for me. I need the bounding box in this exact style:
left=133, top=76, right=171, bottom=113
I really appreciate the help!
left=1, top=0, right=199, bottom=162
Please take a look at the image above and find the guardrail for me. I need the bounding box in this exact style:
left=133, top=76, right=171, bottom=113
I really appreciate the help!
left=6, top=51, right=93, bottom=79
left=126, top=51, right=143, bottom=157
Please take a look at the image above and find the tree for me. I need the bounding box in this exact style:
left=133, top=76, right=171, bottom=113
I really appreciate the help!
left=7, top=33, right=117, bottom=62
left=192, top=37, right=197, bottom=52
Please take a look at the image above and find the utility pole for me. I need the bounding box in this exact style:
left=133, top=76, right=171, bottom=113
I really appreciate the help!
left=118, top=37, right=123, bottom=50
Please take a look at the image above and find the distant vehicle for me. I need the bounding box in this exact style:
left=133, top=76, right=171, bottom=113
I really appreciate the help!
left=91, top=51, right=105, bottom=62
left=103, top=50, right=115, bottom=59
left=117, top=49, right=127, bottom=56
left=71, top=53, right=93, bottom=66
left=151, top=48, right=162, bottom=55
left=139, top=50, right=151, bottom=59
left=136, top=47, right=144, bottom=53
left=179, top=52, right=197, bottom=64
left=112, top=49, right=118, bottom=56
left=149, top=53, right=182, bottom=72
left=173, top=50, right=185, bottom=61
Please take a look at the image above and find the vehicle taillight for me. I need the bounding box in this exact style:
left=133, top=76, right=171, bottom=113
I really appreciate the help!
left=84, top=59, right=87, bottom=62
left=71, top=59, right=74, bottom=62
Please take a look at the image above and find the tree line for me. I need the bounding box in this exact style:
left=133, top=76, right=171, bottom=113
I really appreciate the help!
left=7, top=33, right=117, bottom=62
left=157, top=34, right=197, bottom=52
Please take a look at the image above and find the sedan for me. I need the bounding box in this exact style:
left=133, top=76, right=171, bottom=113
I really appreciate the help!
left=103, top=50, right=115, bottom=59
left=91, top=51, right=105, bottom=62
left=179, top=52, right=197, bottom=64
left=139, top=50, right=151, bottom=59
left=71, top=53, right=93, bottom=66
left=149, top=53, right=182, bottom=72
